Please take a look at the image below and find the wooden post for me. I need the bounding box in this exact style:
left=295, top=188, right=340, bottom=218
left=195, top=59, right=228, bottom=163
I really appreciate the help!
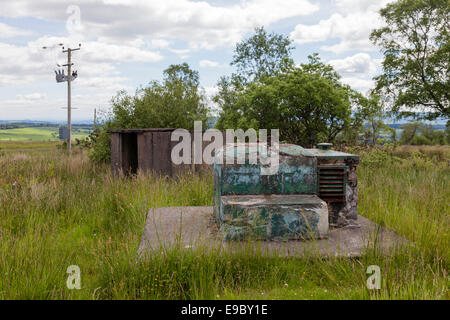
left=62, top=45, right=80, bottom=153
left=67, top=48, right=72, bottom=153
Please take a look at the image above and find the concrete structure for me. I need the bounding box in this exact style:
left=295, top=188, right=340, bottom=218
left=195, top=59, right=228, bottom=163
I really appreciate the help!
left=138, top=207, right=408, bottom=259
left=219, top=194, right=329, bottom=241
left=213, top=143, right=360, bottom=241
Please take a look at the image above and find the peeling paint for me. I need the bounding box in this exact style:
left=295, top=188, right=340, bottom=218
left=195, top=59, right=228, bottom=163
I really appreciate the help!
left=213, top=143, right=359, bottom=240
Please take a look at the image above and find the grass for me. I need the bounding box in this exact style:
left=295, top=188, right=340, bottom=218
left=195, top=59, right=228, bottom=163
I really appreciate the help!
left=0, top=140, right=61, bottom=152
left=0, top=142, right=448, bottom=300
left=0, top=126, right=90, bottom=141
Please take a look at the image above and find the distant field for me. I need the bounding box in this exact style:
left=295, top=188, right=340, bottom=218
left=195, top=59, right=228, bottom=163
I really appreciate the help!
left=0, top=126, right=91, bottom=141
left=0, top=140, right=61, bottom=152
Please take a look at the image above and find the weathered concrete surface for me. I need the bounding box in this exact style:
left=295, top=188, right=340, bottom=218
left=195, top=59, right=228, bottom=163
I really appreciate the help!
left=216, top=194, right=328, bottom=241
left=138, top=207, right=408, bottom=259
left=213, top=143, right=361, bottom=231
left=214, top=144, right=318, bottom=196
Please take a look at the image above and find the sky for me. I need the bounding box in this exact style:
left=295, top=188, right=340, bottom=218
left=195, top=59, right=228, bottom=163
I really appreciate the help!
left=0, top=0, right=392, bottom=121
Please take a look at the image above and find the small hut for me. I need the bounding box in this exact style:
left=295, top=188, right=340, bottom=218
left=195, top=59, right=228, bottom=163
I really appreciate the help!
left=107, top=128, right=209, bottom=176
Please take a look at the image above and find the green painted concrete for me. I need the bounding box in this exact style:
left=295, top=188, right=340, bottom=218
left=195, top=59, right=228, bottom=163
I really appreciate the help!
left=213, top=143, right=358, bottom=241
left=216, top=195, right=329, bottom=241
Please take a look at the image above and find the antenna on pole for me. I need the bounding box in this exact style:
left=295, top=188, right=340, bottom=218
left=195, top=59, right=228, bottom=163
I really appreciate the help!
left=44, top=43, right=81, bottom=154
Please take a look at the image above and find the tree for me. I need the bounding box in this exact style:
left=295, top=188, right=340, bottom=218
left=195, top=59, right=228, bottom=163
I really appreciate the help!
left=399, top=121, right=422, bottom=144
left=231, top=26, right=294, bottom=84
left=399, top=121, right=446, bottom=145
left=214, top=76, right=245, bottom=131
left=446, top=120, right=450, bottom=143
left=217, top=55, right=356, bottom=147
left=163, top=63, right=200, bottom=89
left=215, top=27, right=295, bottom=130
left=108, top=63, right=207, bottom=130
left=371, top=0, right=450, bottom=120
left=90, top=63, right=209, bottom=162
left=419, top=123, right=447, bottom=144
left=358, top=94, right=396, bottom=145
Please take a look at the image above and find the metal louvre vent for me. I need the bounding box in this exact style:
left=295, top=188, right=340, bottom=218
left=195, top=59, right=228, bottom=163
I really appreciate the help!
left=318, top=166, right=347, bottom=202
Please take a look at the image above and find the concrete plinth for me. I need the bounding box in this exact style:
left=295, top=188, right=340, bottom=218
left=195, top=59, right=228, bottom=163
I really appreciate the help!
left=217, top=194, right=329, bottom=241
left=138, top=207, right=408, bottom=259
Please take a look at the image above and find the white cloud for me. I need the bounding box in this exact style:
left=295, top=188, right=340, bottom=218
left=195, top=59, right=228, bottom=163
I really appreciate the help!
left=150, top=39, right=171, bottom=48
left=0, top=22, right=33, bottom=38
left=79, top=41, right=163, bottom=63
left=169, top=48, right=191, bottom=59
left=4, top=93, right=48, bottom=104
left=329, top=53, right=377, bottom=77
left=0, top=35, right=162, bottom=86
left=203, top=86, right=219, bottom=96
left=290, top=12, right=381, bottom=53
left=199, top=60, right=221, bottom=68
left=202, top=86, right=220, bottom=115
left=19, top=93, right=48, bottom=101
left=74, top=76, right=132, bottom=92
left=0, top=42, right=47, bottom=85
left=290, top=0, right=392, bottom=53
left=334, top=0, right=393, bottom=13
left=2, top=0, right=396, bottom=120
left=0, top=91, right=114, bottom=121
left=0, top=0, right=319, bottom=50
left=328, top=53, right=382, bottom=93
left=340, top=77, right=375, bottom=93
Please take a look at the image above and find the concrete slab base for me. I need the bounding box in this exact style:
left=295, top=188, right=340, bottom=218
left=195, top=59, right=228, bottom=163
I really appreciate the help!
left=217, top=194, right=329, bottom=241
left=138, top=206, right=408, bottom=258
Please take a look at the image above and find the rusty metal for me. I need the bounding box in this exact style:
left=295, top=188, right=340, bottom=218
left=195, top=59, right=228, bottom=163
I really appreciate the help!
left=317, top=165, right=347, bottom=203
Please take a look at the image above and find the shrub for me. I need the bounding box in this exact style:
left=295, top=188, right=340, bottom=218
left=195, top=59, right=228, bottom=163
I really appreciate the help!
left=90, top=63, right=209, bottom=163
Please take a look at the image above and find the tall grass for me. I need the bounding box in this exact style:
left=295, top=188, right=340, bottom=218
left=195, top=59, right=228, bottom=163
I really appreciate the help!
left=0, top=144, right=448, bottom=299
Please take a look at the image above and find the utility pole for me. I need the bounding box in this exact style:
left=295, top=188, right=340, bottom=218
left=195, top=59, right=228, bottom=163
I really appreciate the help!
left=43, top=43, right=81, bottom=153
left=62, top=46, right=80, bottom=153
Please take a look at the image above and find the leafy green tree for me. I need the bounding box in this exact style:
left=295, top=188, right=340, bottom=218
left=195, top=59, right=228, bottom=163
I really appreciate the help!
left=399, top=121, right=422, bottom=144
left=217, top=55, right=357, bottom=147
left=371, top=0, right=450, bottom=120
left=231, top=26, right=294, bottom=84
left=214, top=76, right=245, bottom=131
left=336, top=92, right=373, bottom=146
left=446, top=120, right=450, bottom=143
left=109, top=63, right=207, bottom=130
left=399, top=121, right=446, bottom=145
left=215, top=27, right=295, bottom=131
left=411, top=134, right=433, bottom=145
left=419, top=123, right=447, bottom=144
left=358, top=94, right=396, bottom=145
left=90, top=63, right=209, bottom=162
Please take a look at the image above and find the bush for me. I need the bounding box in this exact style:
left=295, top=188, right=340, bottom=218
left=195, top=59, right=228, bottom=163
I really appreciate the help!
left=90, top=63, right=209, bottom=163
left=411, top=134, right=432, bottom=145
left=88, top=128, right=111, bottom=163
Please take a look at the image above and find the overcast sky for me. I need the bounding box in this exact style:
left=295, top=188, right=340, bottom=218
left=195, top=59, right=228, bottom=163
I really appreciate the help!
left=0, top=0, right=391, bottom=121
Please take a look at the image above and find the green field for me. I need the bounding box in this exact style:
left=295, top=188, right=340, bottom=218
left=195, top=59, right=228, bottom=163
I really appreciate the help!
left=0, top=143, right=448, bottom=299
left=0, top=126, right=91, bottom=141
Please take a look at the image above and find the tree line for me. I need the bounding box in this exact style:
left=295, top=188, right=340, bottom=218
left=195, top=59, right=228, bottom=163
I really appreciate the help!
left=89, top=0, right=449, bottom=162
